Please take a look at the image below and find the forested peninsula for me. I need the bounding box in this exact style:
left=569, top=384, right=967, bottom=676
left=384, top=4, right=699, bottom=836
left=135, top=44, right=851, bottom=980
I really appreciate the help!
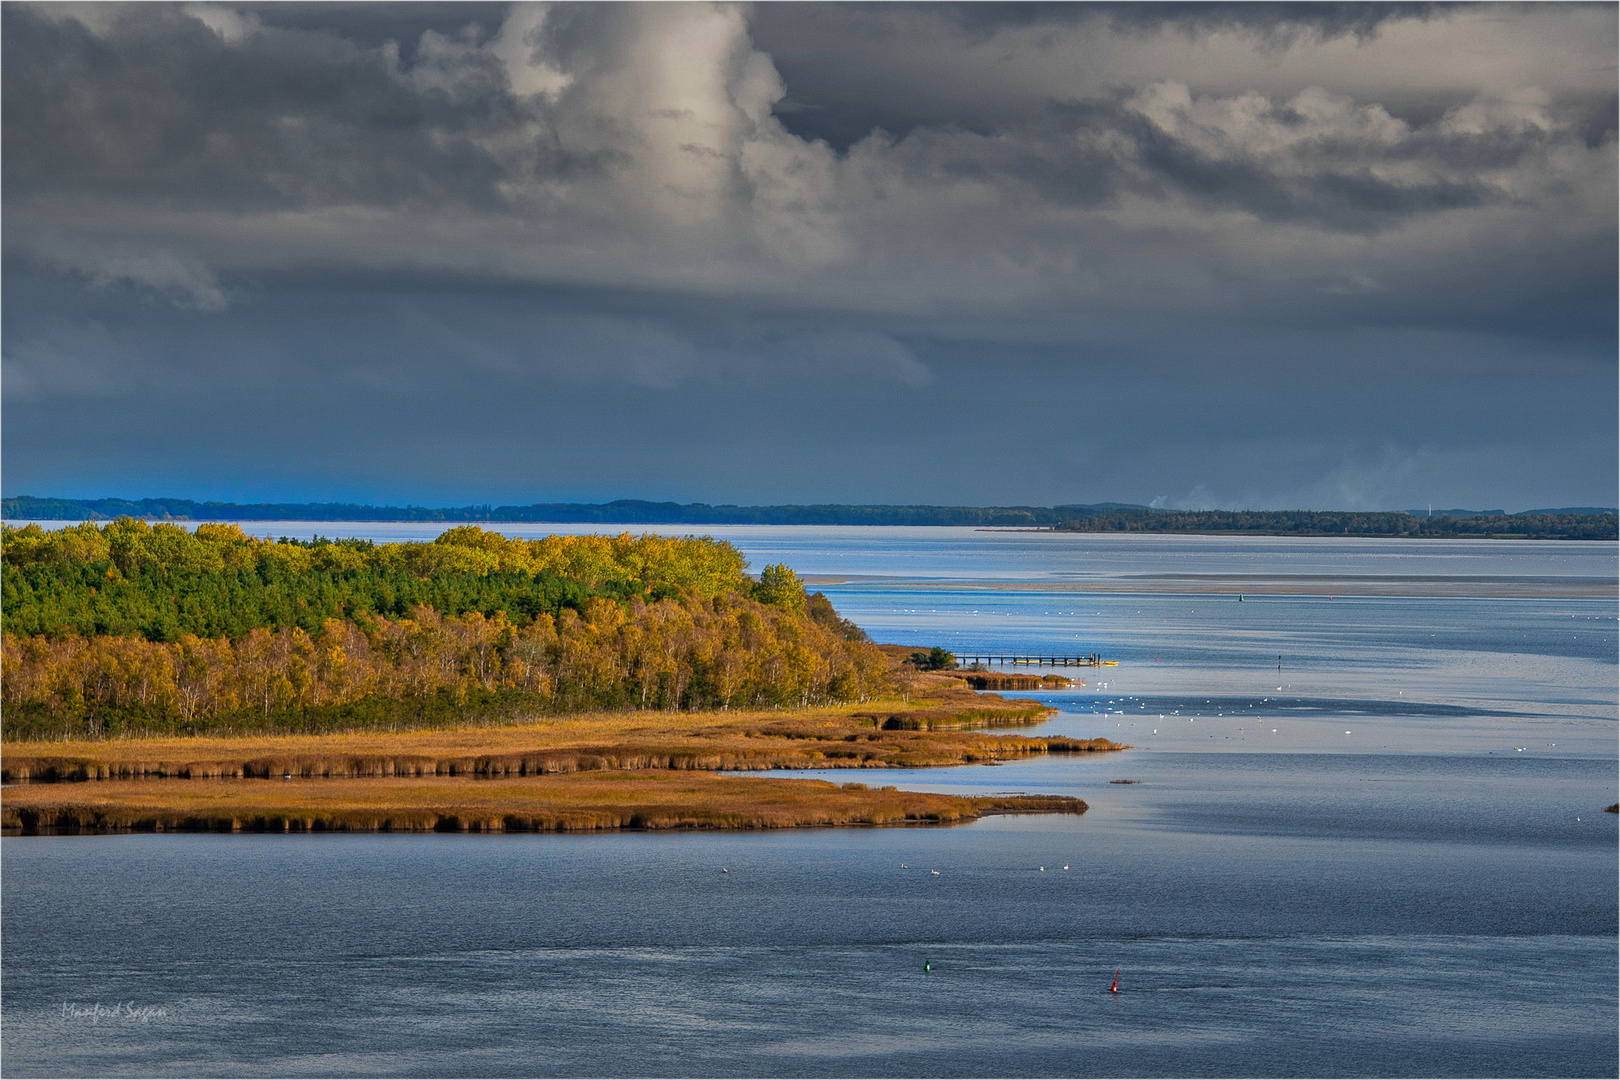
left=1, top=520, right=1124, bottom=834
left=1, top=520, right=886, bottom=740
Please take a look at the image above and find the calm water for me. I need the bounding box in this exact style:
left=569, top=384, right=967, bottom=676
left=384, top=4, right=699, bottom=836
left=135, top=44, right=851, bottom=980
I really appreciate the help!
left=3, top=528, right=1616, bottom=1077
left=13, top=519, right=1610, bottom=581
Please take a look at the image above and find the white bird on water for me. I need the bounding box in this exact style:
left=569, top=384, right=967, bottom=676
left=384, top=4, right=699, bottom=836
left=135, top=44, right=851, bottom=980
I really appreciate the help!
left=721, top=868, right=728, bottom=873
left=930, top=870, right=940, bottom=876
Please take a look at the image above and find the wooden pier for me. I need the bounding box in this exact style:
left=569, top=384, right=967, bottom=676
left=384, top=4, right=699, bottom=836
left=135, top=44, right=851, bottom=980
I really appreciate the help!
left=954, top=653, right=1103, bottom=668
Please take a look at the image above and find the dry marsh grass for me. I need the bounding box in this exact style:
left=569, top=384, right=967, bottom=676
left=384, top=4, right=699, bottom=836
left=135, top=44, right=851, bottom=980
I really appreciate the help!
left=957, top=672, right=1078, bottom=691
left=1, top=771, right=1087, bottom=834
left=3, top=690, right=1119, bottom=783
left=1, top=688, right=1121, bottom=834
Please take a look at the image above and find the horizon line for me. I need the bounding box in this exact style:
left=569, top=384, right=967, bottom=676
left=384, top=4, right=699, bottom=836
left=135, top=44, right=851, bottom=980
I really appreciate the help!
left=4, top=494, right=1615, bottom=523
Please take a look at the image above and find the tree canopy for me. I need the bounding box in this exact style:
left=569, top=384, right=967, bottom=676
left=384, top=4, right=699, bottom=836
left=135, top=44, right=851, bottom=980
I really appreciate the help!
left=2, top=521, right=890, bottom=739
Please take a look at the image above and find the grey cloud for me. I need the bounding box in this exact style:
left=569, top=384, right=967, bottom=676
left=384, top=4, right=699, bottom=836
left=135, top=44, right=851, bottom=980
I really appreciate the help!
left=240, top=3, right=511, bottom=55
left=5, top=1, right=1610, bottom=304
left=31, top=238, right=227, bottom=309
left=1088, top=2, right=1443, bottom=42
left=0, top=264, right=936, bottom=406
left=753, top=3, right=1449, bottom=148
left=1111, top=84, right=1501, bottom=230
left=374, top=304, right=933, bottom=392
left=759, top=4, right=1613, bottom=151
left=1, top=319, right=137, bottom=402
left=851, top=79, right=1594, bottom=238
left=742, top=330, right=933, bottom=389
left=3, top=3, right=525, bottom=210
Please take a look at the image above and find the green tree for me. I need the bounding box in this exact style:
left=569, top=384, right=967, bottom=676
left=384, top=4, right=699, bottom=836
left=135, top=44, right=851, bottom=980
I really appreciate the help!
left=752, top=563, right=807, bottom=614
left=909, top=646, right=956, bottom=671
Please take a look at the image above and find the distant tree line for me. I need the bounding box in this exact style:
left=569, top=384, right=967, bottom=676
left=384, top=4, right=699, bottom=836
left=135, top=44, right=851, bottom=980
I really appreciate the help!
left=1052, top=510, right=1617, bottom=540
left=1, top=521, right=886, bottom=739
left=7, top=495, right=1610, bottom=536
left=2, top=495, right=1151, bottom=527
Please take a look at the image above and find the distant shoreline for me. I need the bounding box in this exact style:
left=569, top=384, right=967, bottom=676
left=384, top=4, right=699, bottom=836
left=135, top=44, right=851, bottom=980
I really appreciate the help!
left=4, top=496, right=1614, bottom=538
left=3, top=496, right=1140, bottom=527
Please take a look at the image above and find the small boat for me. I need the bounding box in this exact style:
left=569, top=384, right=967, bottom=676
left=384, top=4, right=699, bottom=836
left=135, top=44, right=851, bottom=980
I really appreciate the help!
left=1109, top=968, right=1120, bottom=994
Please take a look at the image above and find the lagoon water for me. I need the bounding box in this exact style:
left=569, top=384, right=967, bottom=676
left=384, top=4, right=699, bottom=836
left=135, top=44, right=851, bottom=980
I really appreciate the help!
left=3, top=528, right=1616, bottom=1077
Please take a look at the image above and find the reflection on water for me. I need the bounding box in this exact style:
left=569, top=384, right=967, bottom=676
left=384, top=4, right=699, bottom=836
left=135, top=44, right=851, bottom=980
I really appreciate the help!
left=2, top=529, right=1615, bottom=1077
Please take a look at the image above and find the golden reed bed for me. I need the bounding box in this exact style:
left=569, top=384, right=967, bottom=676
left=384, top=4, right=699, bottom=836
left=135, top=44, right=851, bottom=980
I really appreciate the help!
left=2, top=688, right=1122, bottom=835
left=2, top=772, right=1087, bottom=834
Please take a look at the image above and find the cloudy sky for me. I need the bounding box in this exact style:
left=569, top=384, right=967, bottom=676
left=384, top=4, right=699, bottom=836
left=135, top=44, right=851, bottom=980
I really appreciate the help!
left=3, top=2, right=1615, bottom=510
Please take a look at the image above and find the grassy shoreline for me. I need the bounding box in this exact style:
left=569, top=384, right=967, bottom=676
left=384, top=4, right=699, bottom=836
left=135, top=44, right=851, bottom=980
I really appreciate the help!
left=1, top=772, right=1088, bottom=835
left=1, top=685, right=1124, bottom=834
left=0, top=689, right=1106, bottom=781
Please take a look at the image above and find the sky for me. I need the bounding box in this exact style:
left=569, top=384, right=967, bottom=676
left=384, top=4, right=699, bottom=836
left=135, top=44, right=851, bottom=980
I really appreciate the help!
left=2, top=1, right=1615, bottom=512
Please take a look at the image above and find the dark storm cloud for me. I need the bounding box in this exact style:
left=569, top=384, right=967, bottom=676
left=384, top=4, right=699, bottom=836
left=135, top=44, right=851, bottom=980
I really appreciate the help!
left=2, top=4, right=522, bottom=209
left=1085, top=2, right=1442, bottom=40
left=2, top=1, right=1614, bottom=509
left=241, top=3, right=511, bottom=54
left=5, top=2, right=1609, bottom=270
left=849, top=89, right=1554, bottom=235
left=792, top=0, right=1408, bottom=41
left=754, top=2, right=1448, bottom=148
